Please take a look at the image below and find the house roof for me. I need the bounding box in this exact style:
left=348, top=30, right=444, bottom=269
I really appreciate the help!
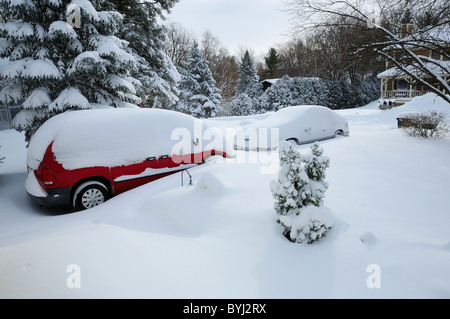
left=261, top=78, right=280, bottom=84
left=377, top=59, right=450, bottom=78
left=388, top=24, right=450, bottom=50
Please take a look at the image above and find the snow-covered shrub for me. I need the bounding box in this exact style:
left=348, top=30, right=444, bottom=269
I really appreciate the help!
left=289, top=206, right=334, bottom=244
left=401, top=111, right=449, bottom=139
left=264, top=75, right=294, bottom=111
left=230, top=93, right=254, bottom=116
left=258, top=76, right=379, bottom=112
left=271, top=142, right=333, bottom=244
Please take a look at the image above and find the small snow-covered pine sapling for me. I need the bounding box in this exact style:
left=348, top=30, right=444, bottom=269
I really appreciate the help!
left=270, top=142, right=310, bottom=237
left=302, top=142, right=330, bottom=207
left=271, top=142, right=333, bottom=244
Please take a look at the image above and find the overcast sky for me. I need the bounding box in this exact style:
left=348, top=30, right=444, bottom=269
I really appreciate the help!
left=166, top=0, right=292, bottom=58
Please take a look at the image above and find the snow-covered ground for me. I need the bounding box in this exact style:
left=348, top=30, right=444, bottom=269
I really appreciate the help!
left=0, top=94, right=449, bottom=299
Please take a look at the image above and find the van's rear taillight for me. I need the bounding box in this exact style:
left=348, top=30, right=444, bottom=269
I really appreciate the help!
left=41, top=168, right=57, bottom=186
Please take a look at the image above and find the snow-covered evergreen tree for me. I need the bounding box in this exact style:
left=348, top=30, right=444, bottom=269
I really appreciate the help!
left=270, top=142, right=310, bottom=236
left=256, top=76, right=380, bottom=111
left=324, top=80, right=344, bottom=109
left=177, top=43, right=222, bottom=118
left=229, top=93, right=254, bottom=116
left=252, top=91, right=270, bottom=114
left=0, top=0, right=140, bottom=142
left=264, top=75, right=294, bottom=111
left=263, top=47, right=280, bottom=79
left=271, top=141, right=333, bottom=244
left=236, top=50, right=259, bottom=96
left=302, top=142, right=330, bottom=207
left=108, top=0, right=180, bottom=109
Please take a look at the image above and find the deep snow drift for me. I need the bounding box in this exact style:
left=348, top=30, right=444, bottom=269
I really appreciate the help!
left=0, top=94, right=449, bottom=298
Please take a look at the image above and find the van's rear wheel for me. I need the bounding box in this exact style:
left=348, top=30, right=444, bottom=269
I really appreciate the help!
left=73, top=181, right=109, bottom=211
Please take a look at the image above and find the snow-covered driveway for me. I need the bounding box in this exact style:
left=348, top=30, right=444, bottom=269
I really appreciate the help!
left=1, top=95, right=450, bottom=298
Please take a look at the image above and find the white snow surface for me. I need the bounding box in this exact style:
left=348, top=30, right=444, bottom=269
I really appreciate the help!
left=0, top=58, right=61, bottom=79
left=48, top=88, right=89, bottom=112
left=1, top=93, right=450, bottom=298
left=22, top=87, right=51, bottom=109
left=48, top=21, right=77, bottom=39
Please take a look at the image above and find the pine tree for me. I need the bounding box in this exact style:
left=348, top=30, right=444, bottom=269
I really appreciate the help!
left=302, top=142, right=330, bottom=207
left=177, top=43, right=222, bottom=118
left=270, top=142, right=310, bottom=236
left=263, top=47, right=280, bottom=79
left=271, top=142, right=333, bottom=243
left=108, top=0, right=180, bottom=109
left=236, top=50, right=259, bottom=96
left=0, top=0, right=140, bottom=142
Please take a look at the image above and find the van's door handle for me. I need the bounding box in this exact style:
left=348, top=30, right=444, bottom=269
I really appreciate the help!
left=159, top=155, right=169, bottom=159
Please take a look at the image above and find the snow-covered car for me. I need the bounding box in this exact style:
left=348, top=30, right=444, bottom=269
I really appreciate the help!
left=25, top=108, right=234, bottom=211
left=232, top=105, right=349, bottom=150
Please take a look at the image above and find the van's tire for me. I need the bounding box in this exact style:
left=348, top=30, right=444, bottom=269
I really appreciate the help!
left=73, top=181, right=109, bottom=211
left=286, top=138, right=299, bottom=145
left=334, top=130, right=344, bottom=137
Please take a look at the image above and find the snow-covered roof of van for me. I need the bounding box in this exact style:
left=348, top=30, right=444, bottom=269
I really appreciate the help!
left=27, top=108, right=229, bottom=170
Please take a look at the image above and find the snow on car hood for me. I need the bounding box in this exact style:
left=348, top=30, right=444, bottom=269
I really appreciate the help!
left=27, top=108, right=234, bottom=171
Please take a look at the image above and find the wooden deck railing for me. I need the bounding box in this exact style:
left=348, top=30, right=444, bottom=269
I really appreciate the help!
left=381, top=90, right=431, bottom=99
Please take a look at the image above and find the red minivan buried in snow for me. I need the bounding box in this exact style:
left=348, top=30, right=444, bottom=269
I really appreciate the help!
left=25, top=108, right=233, bottom=211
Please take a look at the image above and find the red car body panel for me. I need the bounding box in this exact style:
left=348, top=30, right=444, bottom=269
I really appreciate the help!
left=30, top=142, right=228, bottom=209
